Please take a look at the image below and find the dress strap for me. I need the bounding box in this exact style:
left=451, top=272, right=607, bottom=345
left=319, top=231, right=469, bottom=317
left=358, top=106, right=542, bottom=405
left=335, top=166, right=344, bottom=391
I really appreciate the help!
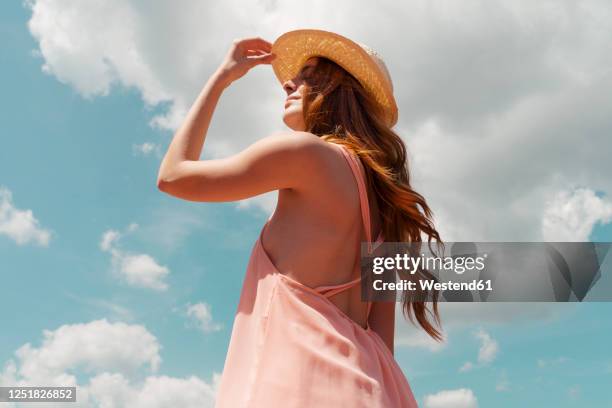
left=333, top=143, right=381, bottom=254
left=315, top=275, right=375, bottom=331
left=314, top=229, right=385, bottom=299
left=315, top=276, right=362, bottom=298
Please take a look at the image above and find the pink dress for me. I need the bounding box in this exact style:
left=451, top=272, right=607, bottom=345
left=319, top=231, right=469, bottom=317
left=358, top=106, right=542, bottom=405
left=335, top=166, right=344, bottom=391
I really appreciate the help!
left=215, top=143, right=419, bottom=407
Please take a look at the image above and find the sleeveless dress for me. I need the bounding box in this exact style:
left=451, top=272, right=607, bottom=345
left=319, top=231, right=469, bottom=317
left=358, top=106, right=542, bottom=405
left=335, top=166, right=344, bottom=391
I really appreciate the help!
left=215, top=143, right=419, bottom=407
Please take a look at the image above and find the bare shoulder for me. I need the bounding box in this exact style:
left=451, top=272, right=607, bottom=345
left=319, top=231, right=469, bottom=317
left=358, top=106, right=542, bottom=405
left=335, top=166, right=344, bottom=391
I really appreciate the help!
left=264, top=130, right=332, bottom=151
left=261, top=131, right=338, bottom=166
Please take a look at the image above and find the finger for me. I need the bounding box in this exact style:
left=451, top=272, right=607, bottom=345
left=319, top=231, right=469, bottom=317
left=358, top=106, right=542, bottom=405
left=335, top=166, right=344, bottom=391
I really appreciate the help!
left=239, top=37, right=272, bottom=52
left=244, top=37, right=272, bottom=48
left=245, top=49, right=266, bottom=56
left=248, top=52, right=276, bottom=65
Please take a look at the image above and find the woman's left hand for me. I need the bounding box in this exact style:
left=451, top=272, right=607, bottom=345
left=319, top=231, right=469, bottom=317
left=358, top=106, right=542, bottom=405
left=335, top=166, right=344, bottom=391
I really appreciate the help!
left=216, top=37, right=276, bottom=87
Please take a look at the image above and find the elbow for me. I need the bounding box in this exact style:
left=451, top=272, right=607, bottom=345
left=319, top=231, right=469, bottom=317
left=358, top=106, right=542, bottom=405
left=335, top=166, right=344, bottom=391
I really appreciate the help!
left=156, top=167, right=177, bottom=192
left=156, top=175, right=188, bottom=197
left=156, top=160, right=174, bottom=191
left=156, top=162, right=183, bottom=192
left=156, top=176, right=172, bottom=192
left=156, top=169, right=166, bottom=189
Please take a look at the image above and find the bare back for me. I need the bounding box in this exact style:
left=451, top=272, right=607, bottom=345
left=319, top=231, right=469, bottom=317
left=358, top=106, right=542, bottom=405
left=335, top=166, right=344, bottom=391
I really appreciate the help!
left=261, top=140, right=383, bottom=330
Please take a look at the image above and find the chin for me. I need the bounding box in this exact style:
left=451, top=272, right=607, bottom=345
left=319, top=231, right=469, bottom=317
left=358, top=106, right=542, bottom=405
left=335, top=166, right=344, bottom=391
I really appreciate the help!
left=282, top=110, right=305, bottom=131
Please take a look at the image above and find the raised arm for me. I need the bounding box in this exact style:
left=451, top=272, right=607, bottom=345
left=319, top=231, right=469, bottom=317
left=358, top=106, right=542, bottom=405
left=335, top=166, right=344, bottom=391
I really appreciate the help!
left=157, top=37, right=292, bottom=201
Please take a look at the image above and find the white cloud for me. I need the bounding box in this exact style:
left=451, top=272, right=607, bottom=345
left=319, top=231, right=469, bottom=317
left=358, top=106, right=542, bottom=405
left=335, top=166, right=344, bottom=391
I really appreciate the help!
left=0, top=319, right=219, bottom=407
left=88, top=372, right=221, bottom=408
left=0, top=186, right=52, bottom=246
left=24, top=0, right=612, bottom=238
left=185, top=302, right=222, bottom=333
left=475, top=329, right=499, bottom=365
left=423, top=388, right=478, bottom=408
left=542, top=188, right=612, bottom=241
left=118, top=253, right=170, bottom=291
left=457, top=328, right=498, bottom=373
left=133, top=142, right=161, bottom=157
left=99, top=225, right=170, bottom=291
left=9, top=319, right=161, bottom=384
left=100, top=229, right=120, bottom=252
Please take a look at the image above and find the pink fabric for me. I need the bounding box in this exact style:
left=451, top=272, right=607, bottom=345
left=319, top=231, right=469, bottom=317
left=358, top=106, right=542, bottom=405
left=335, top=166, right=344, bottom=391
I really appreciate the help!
left=215, top=143, right=418, bottom=407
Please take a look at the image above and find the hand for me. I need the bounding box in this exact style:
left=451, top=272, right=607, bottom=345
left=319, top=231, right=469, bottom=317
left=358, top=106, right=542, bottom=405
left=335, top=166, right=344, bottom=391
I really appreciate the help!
left=216, top=37, right=276, bottom=87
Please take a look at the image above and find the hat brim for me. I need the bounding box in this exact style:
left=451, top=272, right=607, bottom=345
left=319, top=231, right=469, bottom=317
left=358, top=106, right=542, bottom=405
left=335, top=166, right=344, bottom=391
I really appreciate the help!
left=271, top=29, right=398, bottom=127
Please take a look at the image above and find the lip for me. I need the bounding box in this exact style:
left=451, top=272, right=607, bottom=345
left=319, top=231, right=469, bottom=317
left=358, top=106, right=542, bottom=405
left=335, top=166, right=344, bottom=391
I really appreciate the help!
left=284, top=96, right=300, bottom=108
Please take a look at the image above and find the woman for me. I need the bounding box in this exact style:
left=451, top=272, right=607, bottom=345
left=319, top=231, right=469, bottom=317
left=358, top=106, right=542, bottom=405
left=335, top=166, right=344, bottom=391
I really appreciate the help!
left=157, top=29, right=442, bottom=408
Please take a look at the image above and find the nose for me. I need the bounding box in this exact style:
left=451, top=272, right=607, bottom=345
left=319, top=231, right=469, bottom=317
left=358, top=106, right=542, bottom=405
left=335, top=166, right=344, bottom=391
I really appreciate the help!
left=283, top=78, right=296, bottom=94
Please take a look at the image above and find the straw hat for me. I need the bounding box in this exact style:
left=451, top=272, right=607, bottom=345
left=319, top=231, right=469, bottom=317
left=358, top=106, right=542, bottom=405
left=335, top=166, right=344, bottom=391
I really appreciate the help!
left=271, top=29, right=398, bottom=127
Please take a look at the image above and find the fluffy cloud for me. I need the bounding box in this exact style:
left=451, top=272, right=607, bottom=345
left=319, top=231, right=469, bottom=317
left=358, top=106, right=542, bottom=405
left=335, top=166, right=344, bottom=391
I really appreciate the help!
left=87, top=372, right=220, bottom=408
left=542, top=188, right=612, bottom=241
left=185, top=302, right=223, bottom=333
left=118, top=254, right=170, bottom=291
left=0, top=186, right=52, bottom=246
left=458, top=328, right=498, bottom=372
left=0, top=319, right=219, bottom=407
left=99, top=224, right=170, bottom=291
left=13, top=319, right=161, bottom=382
left=475, top=329, right=499, bottom=364
left=423, top=388, right=478, bottom=408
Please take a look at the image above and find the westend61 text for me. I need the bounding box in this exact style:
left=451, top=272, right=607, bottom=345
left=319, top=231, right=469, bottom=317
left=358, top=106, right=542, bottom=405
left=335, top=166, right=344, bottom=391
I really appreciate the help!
left=373, top=279, right=493, bottom=292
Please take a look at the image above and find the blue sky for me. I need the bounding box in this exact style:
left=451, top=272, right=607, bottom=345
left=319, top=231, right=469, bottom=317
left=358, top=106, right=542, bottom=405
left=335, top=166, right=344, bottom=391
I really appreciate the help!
left=2, top=2, right=612, bottom=407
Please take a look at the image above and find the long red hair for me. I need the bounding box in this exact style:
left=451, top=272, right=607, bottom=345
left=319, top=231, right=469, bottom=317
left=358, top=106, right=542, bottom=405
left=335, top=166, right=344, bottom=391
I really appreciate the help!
left=301, top=57, right=444, bottom=341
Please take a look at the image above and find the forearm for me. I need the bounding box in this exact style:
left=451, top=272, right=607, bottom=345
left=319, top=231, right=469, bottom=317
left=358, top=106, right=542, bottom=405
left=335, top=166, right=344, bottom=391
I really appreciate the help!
left=157, top=69, right=231, bottom=181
